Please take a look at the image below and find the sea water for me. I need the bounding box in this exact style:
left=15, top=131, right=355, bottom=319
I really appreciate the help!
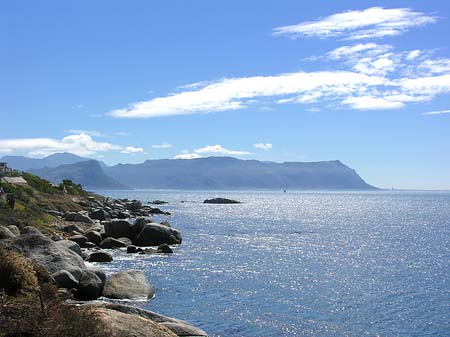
left=92, top=190, right=450, bottom=337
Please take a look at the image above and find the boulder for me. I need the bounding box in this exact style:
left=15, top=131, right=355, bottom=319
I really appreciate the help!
left=8, top=234, right=86, bottom=276
left=126, top=200, right=142, bottom=211
left=126, top=245, right=142, bottom=254
left=56, top=239, right=83, bottom=257
left=0, top=226, right=16, bottom=240
left=117, top=211, right=130, bottom=219
left=62, top=224, right=85, bottom=235
left=204, top=197, right=240, bottom=204
left=64, top=212, right=93, bottom=224
left=134, top=223, right=182, bottom=246
left=85, top=230, right=102, bottom=245
left=157, top=244, right=173, bottom=254
left=76, top=270, right=103, bottom=300
left=92, top=303, right=209, bottom=337
left=69, top=234, right=89, bottom=247
left=20, top=226, right=44, bottom=236
left=52, top=270, right=79, bottom=289
left=94, top=307, right=177, bottom=337
left=89, top=209, right=110, bottom=221
left=100, top=237, right=127, bottom=249
left=89, top=268, right=107, bottom=287
left=7, top=225, right=20, bottom=236
left=47, top=210, right=63, bottom=217
left=117, top=237, right=132, bottom=246
left=104, top=220, right=133, bottom=240
left=131, top=217, right=152, bottom=236
left=88, top=251, right=113, bottom=263
left=103, top=270, right=154, bottom=300
left=51, top=234, right=64, bottom=241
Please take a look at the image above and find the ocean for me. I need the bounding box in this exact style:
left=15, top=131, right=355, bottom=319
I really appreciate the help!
left=91, top=190, right=450, bottom=337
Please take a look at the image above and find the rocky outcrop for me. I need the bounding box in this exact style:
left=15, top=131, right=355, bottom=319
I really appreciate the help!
left=134, top=223, right=182, bottom=246
left=20, top=226, right=44, bottom=236
left=103, top=270, right=154, bottom=300
left=8, top=234, right=86, bottom=277
left=204, top=198, right=240, bottom=204
left=89, top=303, right=209, bottom=337
left=94, top=307, right=178, bottom=337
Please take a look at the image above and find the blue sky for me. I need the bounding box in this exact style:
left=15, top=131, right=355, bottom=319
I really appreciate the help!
left=1, top=1, right=449, bottom=189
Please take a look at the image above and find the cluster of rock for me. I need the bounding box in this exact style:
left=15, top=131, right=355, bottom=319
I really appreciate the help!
left=0, top=221, right=207, bottom=336
left=203, top=197, right=241, bottom=204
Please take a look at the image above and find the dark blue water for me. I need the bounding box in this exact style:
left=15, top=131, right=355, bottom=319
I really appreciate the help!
left=92, top=190, right=450, bottom=337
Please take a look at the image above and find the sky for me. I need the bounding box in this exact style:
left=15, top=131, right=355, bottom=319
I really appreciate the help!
left=1, top=0, right=449, bottom=189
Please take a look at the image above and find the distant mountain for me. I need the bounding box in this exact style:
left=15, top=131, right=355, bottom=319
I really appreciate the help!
left=30, top=160, right=127, bottom=190
left=1, top=152, right=90, bottom=171
left=104, top=156, right=377, bottom=190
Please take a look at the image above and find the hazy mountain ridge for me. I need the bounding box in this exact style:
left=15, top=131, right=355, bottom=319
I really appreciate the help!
left=2, top=153, right=376, bottom=190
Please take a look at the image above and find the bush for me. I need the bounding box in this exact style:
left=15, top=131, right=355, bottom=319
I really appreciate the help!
left=0, top=246, right=39, bottom=297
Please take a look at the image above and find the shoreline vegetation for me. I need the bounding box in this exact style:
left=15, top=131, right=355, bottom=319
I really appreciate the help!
left=0, top=172, right=208, bottom=337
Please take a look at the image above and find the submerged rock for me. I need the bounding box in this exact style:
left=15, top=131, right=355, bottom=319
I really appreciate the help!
left=103, top=270, right=154, bottom=300
left=204, top=198, right=241, bottom=204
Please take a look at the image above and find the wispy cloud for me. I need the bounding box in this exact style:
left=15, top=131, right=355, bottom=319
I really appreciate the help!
left=254, top=143, right=273, bottom=150
left=0, top=133, right=144, bottom=157
left=67, top=129, right=108, bottom=138
left=152, top=142, right=172, bottom=149
left=107, top=7, right=449, bottom=117
left=422, top=109, right=450, bottom=115
left=272, top=7, right=436, bottom=40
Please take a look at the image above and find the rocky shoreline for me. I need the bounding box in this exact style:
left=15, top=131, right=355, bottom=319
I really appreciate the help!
left=0, top=184, right=208, bottom=337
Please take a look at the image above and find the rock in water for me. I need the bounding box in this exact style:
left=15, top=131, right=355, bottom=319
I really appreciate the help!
left=134, top=223, right=182, bottom=246
left=103, top=270, right=154, bottom=299
left=77, top=270, right=103, bottom=300
left=88, top=251, right=113, bottom=263
left=69, top=234, right=89, bottom=247
left=204, top=198, right=241, bottom=204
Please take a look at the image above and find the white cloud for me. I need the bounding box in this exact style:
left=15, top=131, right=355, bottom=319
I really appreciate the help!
left=418, top=58, right=450, bottom=75
left=0, top=133, right=143, bottom=157
left=422, top=109, right=450, bottom=115
left=152, top=142, right=172, bottom=149
left=272, top=7, right=436, bottom=40
left=406, top=50, right=421, bottom=60
left=67, top=129, right=107, bottom=138
left=110, top=71, right=386, bottom=118
left=120, top=146, right=145, bottom=154
left=326, top=43, right=391, bottom=60
left=194, top=144, right=250, bottom=156
left=254, top=143, right=273, bottom=150
left=342, top=96, right=405, bottom=110
left=174, top=153, right=202, bottom=160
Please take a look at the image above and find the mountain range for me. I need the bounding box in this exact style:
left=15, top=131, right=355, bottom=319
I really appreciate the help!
left=1, top=153, right=377, bottom=190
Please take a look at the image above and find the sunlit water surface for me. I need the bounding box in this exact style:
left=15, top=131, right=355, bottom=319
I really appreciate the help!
left=91, top=190, right=450, bottom=337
